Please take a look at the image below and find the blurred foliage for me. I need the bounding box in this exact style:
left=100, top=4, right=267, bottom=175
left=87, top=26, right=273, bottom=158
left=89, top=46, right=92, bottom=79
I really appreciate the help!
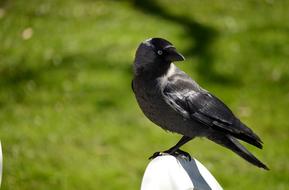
left=0, top=0, right=288, bottom=189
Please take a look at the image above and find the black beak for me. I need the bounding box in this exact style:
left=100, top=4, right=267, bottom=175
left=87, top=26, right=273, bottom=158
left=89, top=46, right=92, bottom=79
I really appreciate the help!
left=165, top=47, right=185, bottom=62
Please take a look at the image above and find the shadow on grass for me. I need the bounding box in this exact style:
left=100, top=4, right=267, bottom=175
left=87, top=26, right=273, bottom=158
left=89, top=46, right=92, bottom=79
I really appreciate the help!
left=130, top=0, right=239, bottom=85
left=0, top=52, right=132, bottom=108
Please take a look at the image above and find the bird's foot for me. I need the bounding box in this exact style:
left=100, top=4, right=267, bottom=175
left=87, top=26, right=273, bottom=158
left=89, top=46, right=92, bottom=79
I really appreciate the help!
left=174, top=149, right=191, bottom=161
left=148, top=151, right=167, bottom=160
left=149, top=149, right=191, bottom=161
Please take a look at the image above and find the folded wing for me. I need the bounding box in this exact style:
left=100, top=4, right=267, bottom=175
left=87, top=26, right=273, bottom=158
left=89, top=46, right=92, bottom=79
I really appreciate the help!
left=163, top=75, right=263, bottom=149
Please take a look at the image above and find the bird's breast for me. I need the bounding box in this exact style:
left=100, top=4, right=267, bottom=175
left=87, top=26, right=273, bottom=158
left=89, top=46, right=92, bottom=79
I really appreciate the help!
left=133, top=77, right=200, bottom=136
left=133, top=78, right=169, bottom=118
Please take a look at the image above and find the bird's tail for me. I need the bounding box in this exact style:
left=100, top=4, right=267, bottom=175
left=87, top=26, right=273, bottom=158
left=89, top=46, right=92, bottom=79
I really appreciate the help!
left=208, top=134, right=269, bottom=170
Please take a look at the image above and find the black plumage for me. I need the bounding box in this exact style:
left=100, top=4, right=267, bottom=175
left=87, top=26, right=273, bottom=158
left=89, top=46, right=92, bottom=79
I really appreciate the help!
left=132, top=38, right=268, bottom=170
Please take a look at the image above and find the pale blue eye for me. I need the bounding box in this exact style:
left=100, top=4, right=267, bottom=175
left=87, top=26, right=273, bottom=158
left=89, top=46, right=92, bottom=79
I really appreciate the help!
left=157, top=50, right=163, bottom=55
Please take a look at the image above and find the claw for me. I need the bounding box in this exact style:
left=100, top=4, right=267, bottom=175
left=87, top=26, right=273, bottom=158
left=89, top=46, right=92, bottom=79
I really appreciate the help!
left=149, top=151, right=163, bottom=160
left=149, top=149, right=191, bottom=161
left=175, top=149, right=191, bottom=161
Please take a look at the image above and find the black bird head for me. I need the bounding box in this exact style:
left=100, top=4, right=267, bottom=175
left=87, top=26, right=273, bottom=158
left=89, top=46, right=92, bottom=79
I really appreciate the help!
left=133, top=38, right=185, bottom=76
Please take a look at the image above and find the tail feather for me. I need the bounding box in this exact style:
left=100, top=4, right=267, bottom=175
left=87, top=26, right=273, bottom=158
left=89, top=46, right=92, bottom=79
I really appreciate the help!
left=208, top=134, right=269, bottom=170
left=232, top=130, right=263, bottom=149
left=212, top=119, right=263, bottom=149
left=234, top=120, right=263, bottom=149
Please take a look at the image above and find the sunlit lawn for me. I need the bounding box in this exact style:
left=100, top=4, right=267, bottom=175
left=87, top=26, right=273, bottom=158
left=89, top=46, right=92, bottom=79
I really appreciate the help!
left=0, top=0, right=288, bottom=189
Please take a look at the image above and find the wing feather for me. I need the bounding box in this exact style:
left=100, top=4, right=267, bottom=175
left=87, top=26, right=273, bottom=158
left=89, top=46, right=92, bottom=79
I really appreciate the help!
left=162, top=74, right=263, bottom=148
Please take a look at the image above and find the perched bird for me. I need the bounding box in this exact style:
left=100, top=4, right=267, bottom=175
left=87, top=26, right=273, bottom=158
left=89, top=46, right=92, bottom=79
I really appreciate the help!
left=132, top=38, right=268, bottom=170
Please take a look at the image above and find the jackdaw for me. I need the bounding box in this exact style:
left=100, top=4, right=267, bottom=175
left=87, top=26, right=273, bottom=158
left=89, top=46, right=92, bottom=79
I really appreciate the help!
left=132, top=38, right=268, bottom=170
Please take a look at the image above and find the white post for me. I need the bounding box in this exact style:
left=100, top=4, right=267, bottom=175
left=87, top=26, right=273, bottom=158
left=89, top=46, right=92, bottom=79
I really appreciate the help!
left=141, top=155, right=223, bottom=190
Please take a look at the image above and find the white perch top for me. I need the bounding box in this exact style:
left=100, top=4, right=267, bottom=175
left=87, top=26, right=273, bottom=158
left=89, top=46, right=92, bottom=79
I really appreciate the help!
left=141, top=155, right=223, bottom=190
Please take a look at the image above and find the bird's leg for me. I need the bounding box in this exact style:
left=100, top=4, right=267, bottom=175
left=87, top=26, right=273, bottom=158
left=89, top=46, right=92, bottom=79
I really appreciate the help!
left=165, top=136, right=192, bottom=154
left=149, top=136, right=193, bottom=160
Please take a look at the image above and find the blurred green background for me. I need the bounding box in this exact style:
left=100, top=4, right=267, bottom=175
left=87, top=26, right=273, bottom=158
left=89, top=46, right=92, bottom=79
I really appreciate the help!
left=0, top=0, right=288, bottom=189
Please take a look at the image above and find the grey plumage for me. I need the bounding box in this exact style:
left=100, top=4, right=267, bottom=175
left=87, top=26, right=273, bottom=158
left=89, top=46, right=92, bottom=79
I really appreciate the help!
left=132, top=38, right=268, bottom=170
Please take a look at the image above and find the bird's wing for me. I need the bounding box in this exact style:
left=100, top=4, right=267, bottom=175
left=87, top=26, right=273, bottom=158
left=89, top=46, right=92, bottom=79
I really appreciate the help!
left=162, top=75, right=263, bottom=148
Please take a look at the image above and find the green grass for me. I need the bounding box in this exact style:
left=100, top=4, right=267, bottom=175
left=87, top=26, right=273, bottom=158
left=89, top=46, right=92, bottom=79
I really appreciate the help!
left=0, top=0, right=289, bottom=189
